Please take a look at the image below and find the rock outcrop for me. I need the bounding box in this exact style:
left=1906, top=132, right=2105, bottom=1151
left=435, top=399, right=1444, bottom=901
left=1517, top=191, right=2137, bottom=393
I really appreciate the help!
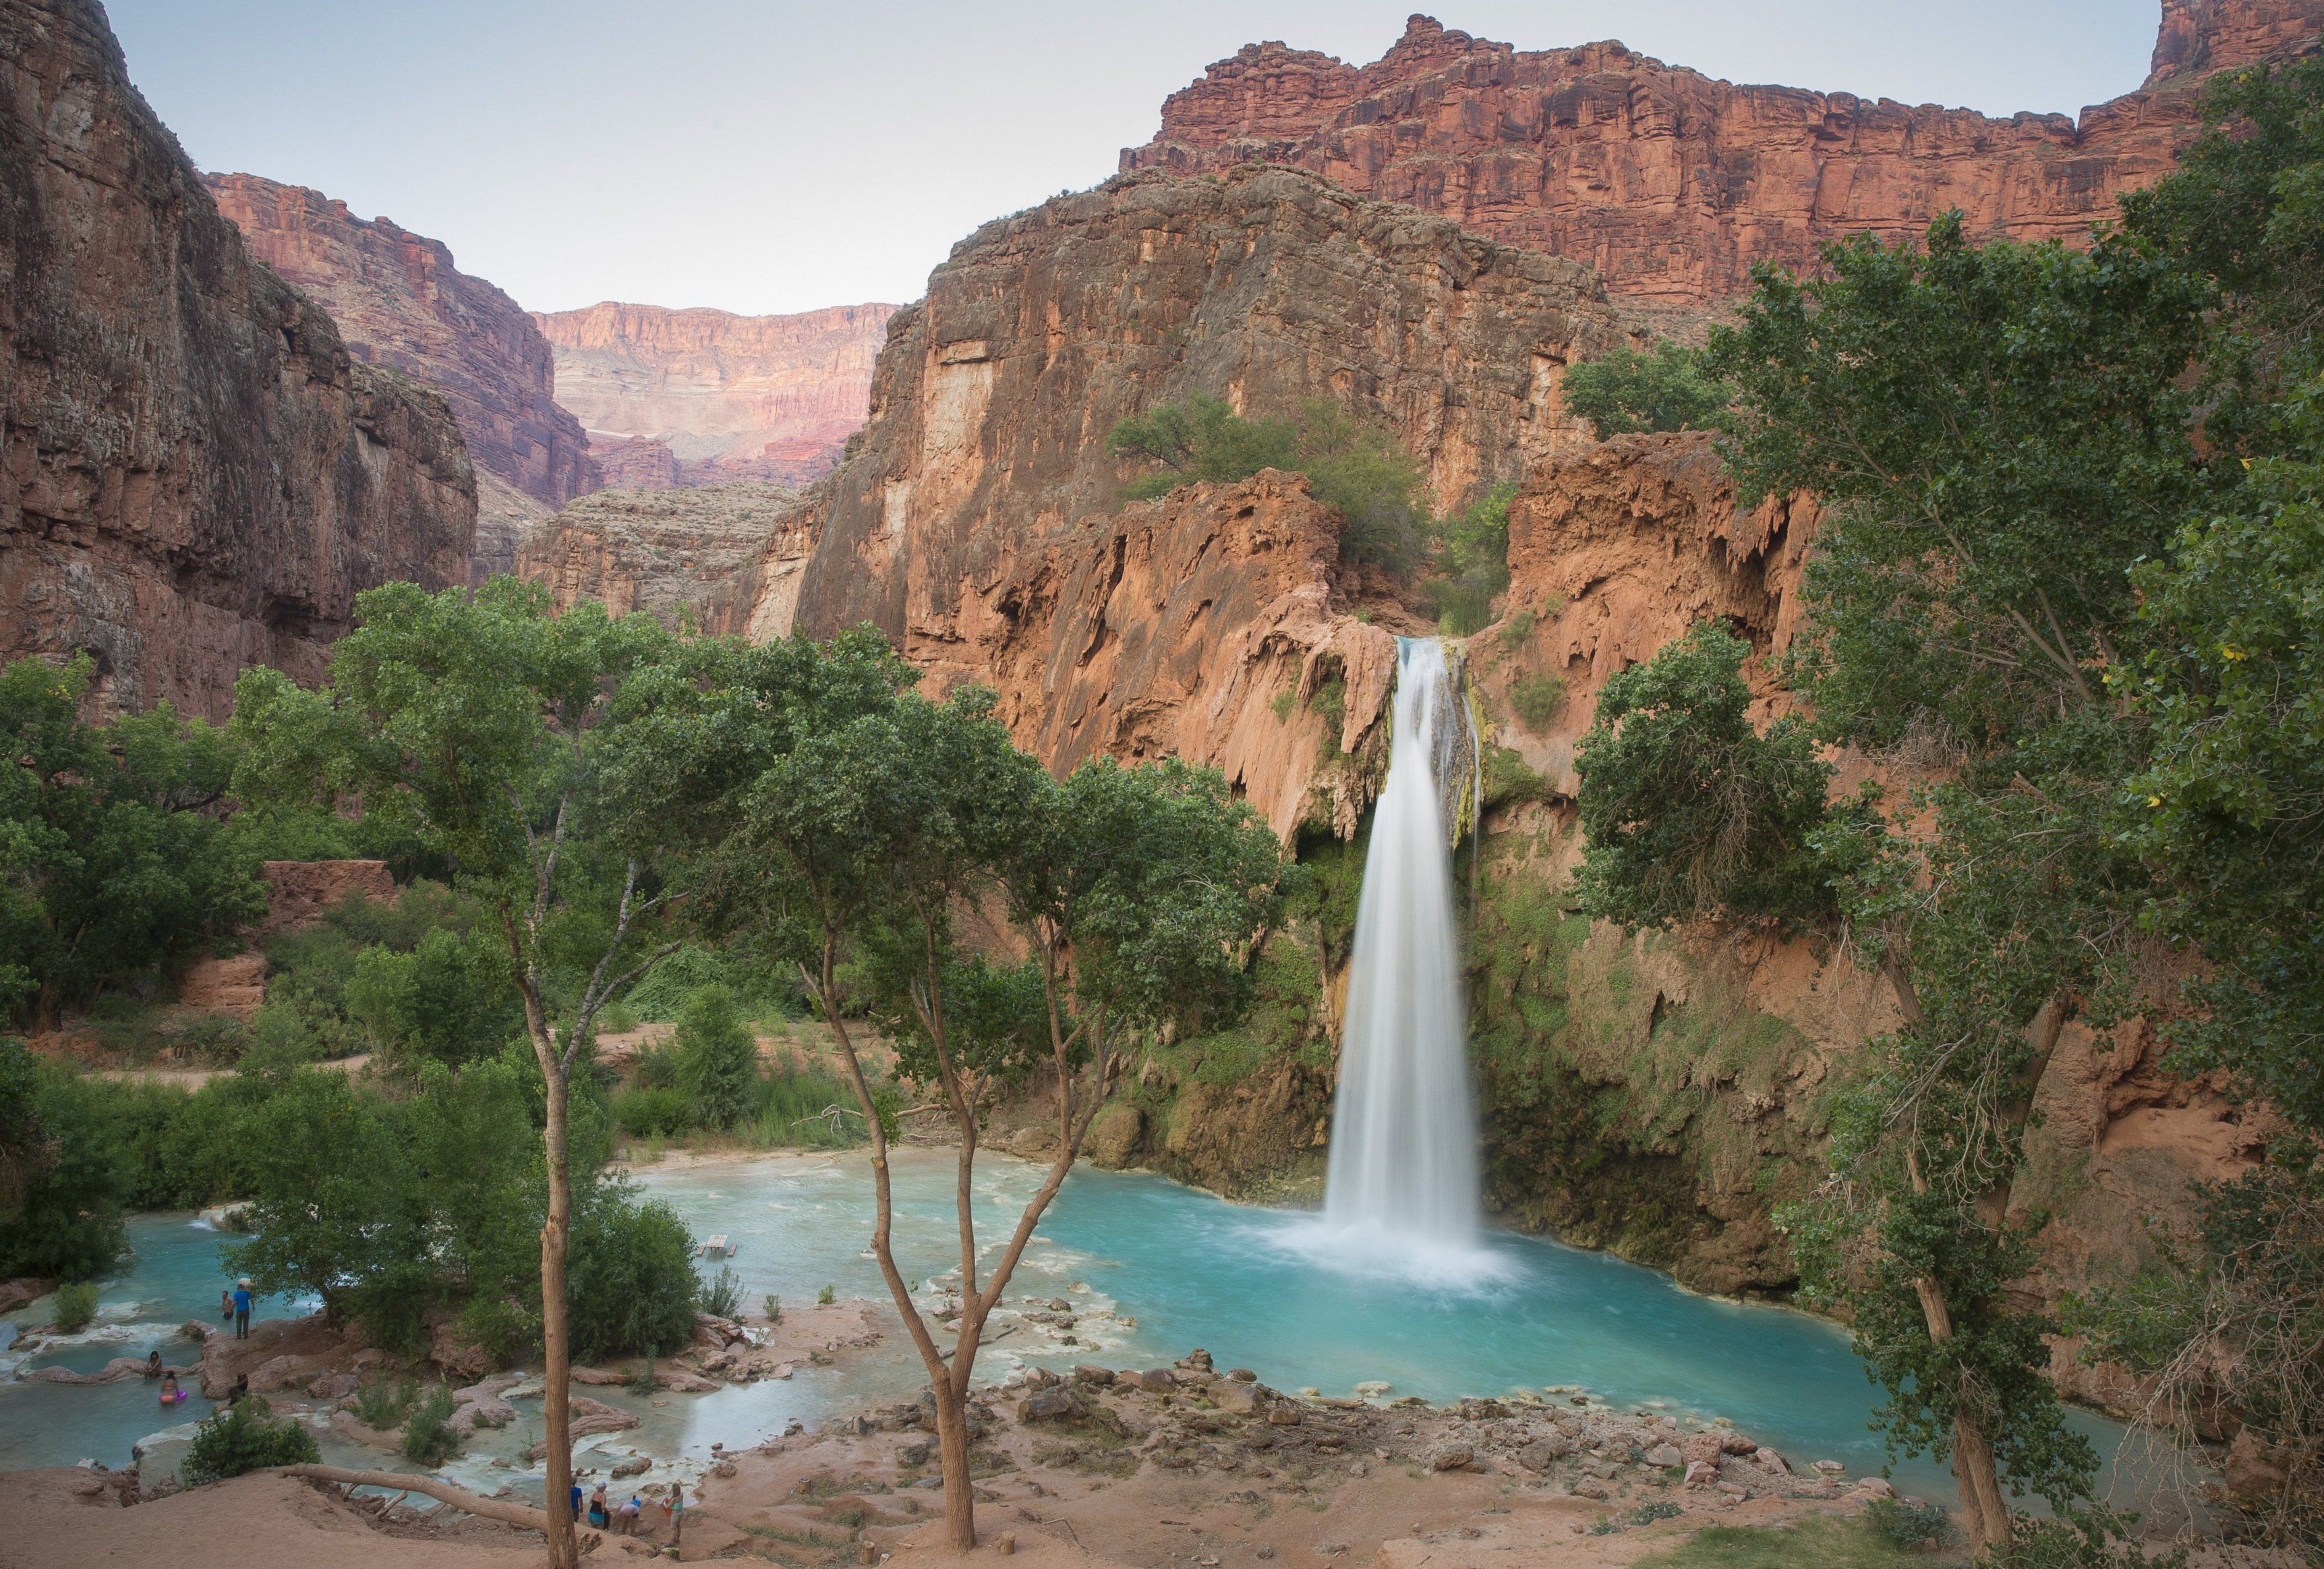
left=787, top=164, right=1631, bottom=693
left=1121, top=7, right=2323, bottom=306
left=517, top=481, right=811, bottom=640
left=1, top=0, right=475, bottom=718
left=205, top=172, right=596, bottom=579
left=533, top=300, right=895, bottom=489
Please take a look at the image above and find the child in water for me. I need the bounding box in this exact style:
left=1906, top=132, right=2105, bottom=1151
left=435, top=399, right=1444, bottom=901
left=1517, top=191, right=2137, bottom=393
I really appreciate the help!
left=159, top=1371, right=185, bottom=1406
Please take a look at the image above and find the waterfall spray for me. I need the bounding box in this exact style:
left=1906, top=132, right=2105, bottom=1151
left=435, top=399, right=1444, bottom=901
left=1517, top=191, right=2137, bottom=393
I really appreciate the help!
left=1308, top=637, right=1489, bottom=1276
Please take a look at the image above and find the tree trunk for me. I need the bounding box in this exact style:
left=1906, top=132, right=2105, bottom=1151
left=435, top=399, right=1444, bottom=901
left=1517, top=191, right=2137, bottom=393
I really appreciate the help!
left=539, top=1064, right=577, bottom=1569
left=932, top=1378, right=977, bottom=1550
left=279, top=1464, right=555, bottom=1533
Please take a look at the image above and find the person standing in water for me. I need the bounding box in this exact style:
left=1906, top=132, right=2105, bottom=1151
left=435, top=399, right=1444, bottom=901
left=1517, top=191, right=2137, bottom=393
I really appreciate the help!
left=218, top=1289, right=233, bottom=1326
left=231, top=1278, right=252, bottom=1339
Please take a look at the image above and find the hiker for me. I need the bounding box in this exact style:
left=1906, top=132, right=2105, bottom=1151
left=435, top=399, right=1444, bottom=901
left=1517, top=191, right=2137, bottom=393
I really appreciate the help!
left=667, top=1479, right=685, bottom=1547
left=587, top=1483, right=610, bottom=1530
left=616, top=1495, right=643, bottom=1535
left=143, top=1351, right=162, bottom=1381
left=232, top=1278, right=252, bottom=1339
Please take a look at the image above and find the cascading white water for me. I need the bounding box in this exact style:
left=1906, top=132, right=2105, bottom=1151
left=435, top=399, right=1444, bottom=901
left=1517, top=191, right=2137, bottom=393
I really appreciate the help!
left=1312, top=637, right=1488, bottom=1274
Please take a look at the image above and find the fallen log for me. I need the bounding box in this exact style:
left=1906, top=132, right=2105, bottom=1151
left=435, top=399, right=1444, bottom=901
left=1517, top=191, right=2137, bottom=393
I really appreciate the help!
left=277, top=1463, right=564, bottom=1535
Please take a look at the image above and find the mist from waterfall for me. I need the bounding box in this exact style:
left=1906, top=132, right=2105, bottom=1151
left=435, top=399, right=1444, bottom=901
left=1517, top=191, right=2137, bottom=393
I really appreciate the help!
left=1294, top=637, right=1497, bottom=1286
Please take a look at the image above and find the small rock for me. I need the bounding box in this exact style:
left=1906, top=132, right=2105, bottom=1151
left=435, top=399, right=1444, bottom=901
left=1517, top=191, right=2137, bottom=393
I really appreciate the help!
left=1072, top=1365, right=1115, bottom=1386
left=1228, top=1368, right=1257, bottom=1383
left=1313, top=1545, right=1347, bottom=1558
left=1515, top=1437, right=1571, bottom=1472
left=1018, top=1386, right=1077, bottom=1423
left=1136, top=1369, right=1177, bottom=1392
left=1813, top=1459, right=1846, bottom=1474
left=1255, top=1549, right=1275, bottom=1561
left=1267, top=1409, right=1302, bottom=1427
left=1353, top=1381, right=1391, bottom=1398
left=1427, top=1442, right=1474, bottom=1473
left=1646, top=1444, right=1683, bottom=1468
left=1683, top=1461, right=1719, bottom=1487
left=1852, top=1477, right=1896, bottom=1498
left=1571, top=1479, right=1610, bottom=1500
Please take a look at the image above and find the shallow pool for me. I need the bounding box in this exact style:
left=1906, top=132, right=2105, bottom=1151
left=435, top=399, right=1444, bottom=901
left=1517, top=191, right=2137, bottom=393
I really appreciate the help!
left=2, top=1150, right=2160, bottom=1513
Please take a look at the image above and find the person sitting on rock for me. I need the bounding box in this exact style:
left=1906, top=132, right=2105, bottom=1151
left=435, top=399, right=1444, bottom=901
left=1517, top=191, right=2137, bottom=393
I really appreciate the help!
left=144, top=1351, right=163, bottom=1381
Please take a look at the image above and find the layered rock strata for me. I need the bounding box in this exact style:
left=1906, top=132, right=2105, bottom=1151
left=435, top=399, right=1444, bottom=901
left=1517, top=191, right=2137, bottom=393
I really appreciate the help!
left=1122, top=6, right=2323, bottom=305
left=1, top=0, right=475, bottom=718
left=533, top=300, right=895, bottom=490
left=205, top=172, right=596, bottom=579
left=517, top=481, right=812, bottom=641
left=787, top=163, right=1632, bottom=686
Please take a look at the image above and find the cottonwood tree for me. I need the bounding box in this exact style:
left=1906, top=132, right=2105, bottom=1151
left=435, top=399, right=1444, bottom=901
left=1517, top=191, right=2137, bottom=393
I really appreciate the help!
left=1574, top=215, right=2217, bottom=1555
left=232, top=580, right=709, bottom=1569
left=726, top=675, right=1283, bottom=1550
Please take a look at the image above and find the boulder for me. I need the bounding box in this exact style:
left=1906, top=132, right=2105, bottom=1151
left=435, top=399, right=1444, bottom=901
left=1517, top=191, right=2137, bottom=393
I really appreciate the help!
left=1515, top=1437, right=1572, bottom=1471
left=1645, top=1443, right=1683, bottom=1468
left=1018, top=1386, right=1078, bottom=1423
left=1427, top=1442, right=1474, bottom=1473
left=1071, top=1365, right=1115, bottom=1386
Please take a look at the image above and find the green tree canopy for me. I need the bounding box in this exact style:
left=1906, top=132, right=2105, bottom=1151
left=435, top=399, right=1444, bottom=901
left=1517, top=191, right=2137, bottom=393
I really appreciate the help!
left=1561, top=341, right=1728, bottom=439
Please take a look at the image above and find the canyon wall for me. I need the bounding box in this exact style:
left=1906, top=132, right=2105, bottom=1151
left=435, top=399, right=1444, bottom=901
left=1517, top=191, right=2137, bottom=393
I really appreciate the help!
left=516, top=481, right=813, bottom=643
left=1, top=0, right=475, bottom=719
left=532, top=300, right=896, bottom=491
left=786, top=164, right=1632, bottom=694
left=206, top=172, right=596, bottom=579
left=1121, top=6, right=2323, bottom=306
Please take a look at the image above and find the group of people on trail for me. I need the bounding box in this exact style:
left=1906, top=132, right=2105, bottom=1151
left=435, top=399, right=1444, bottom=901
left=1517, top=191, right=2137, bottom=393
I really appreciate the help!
left=573, top=1479, right=679, bottom=1541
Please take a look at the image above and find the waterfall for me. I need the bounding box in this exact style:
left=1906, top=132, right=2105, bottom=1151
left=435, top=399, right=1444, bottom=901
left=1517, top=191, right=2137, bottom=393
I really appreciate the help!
left=1312, top=637, right=1488, bottom=1274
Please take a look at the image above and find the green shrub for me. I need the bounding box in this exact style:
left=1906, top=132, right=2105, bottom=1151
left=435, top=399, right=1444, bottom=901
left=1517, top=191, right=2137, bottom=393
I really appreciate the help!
left=0, top=1042, right=127, bottom=1281
left=566, top=1185, right=700, bottom=1361
left=612, top=1085, right=691, bottom=1138
left=763, top=1293, right=782, bottom=1325
left=699, top=1263, right=744, bottom=1319
left=673, top=984, right=760, bottom=1129
left=817, top=1282, right=836, bottom=1307
left=1867, top=1496, right=1958, bottom=1550
left=1508, top=671, right=1567, bottom=734
left=52, top=1281, right=100, bottom=1333
left=181, top=1396, right=320, bottom=1485
left=1563, top=343, right=1728, bottom=439
left=399, top=1384, right=461, bottom=1466
left=741, top=1062, right=865, bottom=1150
left=1421, top=484, right=1516, bottom=635
left=353, top=1376, right=416, bottom=1429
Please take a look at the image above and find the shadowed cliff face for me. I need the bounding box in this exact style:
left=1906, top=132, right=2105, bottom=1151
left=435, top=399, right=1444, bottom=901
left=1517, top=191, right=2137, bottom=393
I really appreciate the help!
left=1121, top=6, right=2323, bottom=306
left=787, top=165, right=1632, bottom=685
left=516, top=482, right=814, bottom=643
left=205, top=173, right=598, bottom=579
left=532, top=301, right=896, bottom=491
left=0, top=0, right=475, bottom=719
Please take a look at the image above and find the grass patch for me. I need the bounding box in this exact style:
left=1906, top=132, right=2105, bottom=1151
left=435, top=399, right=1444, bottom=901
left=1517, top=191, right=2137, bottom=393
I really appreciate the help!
left=1634, top=1515, right=1952, bottom=1569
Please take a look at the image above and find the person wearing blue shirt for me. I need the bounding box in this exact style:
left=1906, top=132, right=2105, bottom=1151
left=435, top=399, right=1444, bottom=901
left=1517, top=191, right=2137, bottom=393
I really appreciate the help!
left=231, top=1278, right=253, bottom=1339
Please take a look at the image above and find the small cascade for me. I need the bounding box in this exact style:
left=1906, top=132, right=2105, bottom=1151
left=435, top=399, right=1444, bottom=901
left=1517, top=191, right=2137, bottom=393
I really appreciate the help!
left=1311, top=637, right=1489, bottom=1277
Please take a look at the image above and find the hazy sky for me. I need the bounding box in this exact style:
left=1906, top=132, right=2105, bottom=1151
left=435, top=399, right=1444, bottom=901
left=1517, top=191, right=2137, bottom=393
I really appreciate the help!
left=106, top=1, right=2163, bottom=319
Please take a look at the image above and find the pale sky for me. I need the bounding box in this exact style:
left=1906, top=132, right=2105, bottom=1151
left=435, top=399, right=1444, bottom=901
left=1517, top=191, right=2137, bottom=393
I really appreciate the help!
left=106, top=1, right=2163, bottom=319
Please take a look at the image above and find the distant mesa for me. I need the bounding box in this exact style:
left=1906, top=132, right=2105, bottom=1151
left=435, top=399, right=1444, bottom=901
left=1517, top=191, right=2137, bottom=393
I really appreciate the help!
left=532, top=301, right=899, bottom=493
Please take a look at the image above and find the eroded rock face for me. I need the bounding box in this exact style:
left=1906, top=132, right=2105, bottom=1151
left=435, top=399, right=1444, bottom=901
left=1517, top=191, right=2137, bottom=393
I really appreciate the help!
left=1, top=0, right=475, bottom=718
left=533, top=301, right=896, bottom=489
left=204, top=173, right=596, bottom=580
left=1121, top=8, right=2323, bottom=306
left=517, top=481, right=814, bottom=641
left=788, top=163, right=1630, bottom=677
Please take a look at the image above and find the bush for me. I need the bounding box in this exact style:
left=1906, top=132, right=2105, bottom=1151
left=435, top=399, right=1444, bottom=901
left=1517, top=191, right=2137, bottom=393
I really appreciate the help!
left=1867, top=1495, right=1958, bottom=1550
left=699, top=1263, right=744, bottom=1320
left=52, top=1281, right=100, bottom=1333
left=353, top=1376, right=416, bottom=1429
left=399, top=1384, right=461, bottom=1466
left=1562, top=342, right=1728, bottom=439
left=741, top=1062, right=866, bottom=1151
left=566, top=1185, right=701, bottom=1361
left=763, top=1293, right=782, bottom=1325
left=0, top=1042, right=128, bottom=1280
left=673, top=984, right=760, bottom=1129
left=1421, top=484, right=1516, bottom=635
left=181, top=1396, right=320, bottom=1485
left=612, top=1085, right=691, bottom=1138
left=818, top=1282, right=836, bottom=1307
left=1508, top=671, right=1567, bottom=735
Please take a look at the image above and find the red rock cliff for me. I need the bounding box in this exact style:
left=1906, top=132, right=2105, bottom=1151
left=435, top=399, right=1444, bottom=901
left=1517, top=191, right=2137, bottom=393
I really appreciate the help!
left=532, top=300, right=896, bottom=490
left=1122, top=6, right=2323, bottom=305
left=206, top=172, right=597, bottom=578
left=1, top=0, right=476, bottom=718
left=786, top=165, right=1632, bottom=689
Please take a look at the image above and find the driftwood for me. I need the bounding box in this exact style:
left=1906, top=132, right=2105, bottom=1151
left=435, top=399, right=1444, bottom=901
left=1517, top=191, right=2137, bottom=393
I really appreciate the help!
left=279, top=1464, right=581, bottom=1537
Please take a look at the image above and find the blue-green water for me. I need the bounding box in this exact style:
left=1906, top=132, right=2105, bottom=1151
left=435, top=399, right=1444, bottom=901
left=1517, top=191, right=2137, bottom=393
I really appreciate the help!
left=2, top=1151, right=2163, bottom=1514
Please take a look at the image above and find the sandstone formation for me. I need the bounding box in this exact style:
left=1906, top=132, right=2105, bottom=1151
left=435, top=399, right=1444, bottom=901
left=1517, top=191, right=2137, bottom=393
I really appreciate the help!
left=533, top=300, right=895, bottom=489
left=1, top=0, right=475, bottom=720
left=787, top=164, right=1631, bottom=686
left=1121, top=6, right=2323, bottom=306
left=205, top=172, right=596, bottom=579
left=517, top=481, right=812, bottom=640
